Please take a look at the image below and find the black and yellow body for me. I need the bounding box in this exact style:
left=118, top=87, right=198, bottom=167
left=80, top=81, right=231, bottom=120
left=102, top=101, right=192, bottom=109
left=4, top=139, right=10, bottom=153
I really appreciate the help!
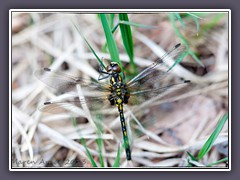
left=103, top=62, right=131, bottom=160
left=36, top=43, right=191, bottom=162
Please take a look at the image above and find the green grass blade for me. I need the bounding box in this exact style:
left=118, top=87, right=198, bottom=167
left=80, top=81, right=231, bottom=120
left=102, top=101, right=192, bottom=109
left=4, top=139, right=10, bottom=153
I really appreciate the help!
left=186, top=12, right=204, bottom=34
left=174, top=13, right=186, bottom=29
left=188, top=13, right=200, bottom=34
left=169, top=13, right=204, bottom=67
left=193, top=17, right=200, bottom=34
left=102, top=42, right=108, bottom=53
left=119, top=20, right=158, bottom=29
left=167, top=51, right=188, bottom=72
left=80, top=138, right=98, bottom=167
left=186, top=151, right=198, bottom=167
left=188, top=49, right=204, bottom=67
left=96, top=137, right=104, bottom=167
left=119, top=14, right=137, bottom=73
left=202, top=13, right=225, bottom=33
left=108, top=14, right=115, bottom=28
left=72, top=22, right=106, bottom=69
left=169, top=13, right=188, bottom=45
left=113, top=144, right=121, bottom=167
left=111, top=22, right=120, bottom=34
left=102, top=14, right=116, bottom=52
left=112, top=19, right=157, bottom=34
left=71, top=118, right=98, bottom=167
left=197, top=112, right=228, bottom=159
left=95, top=117, right=104, bottom=167
left=100, top=14, right=121, bottom=66
left=207, top=157, right=228, bottom=167
left=186, top=12, right=208, bottom=18
left=187, top=151, right=198, bottom=161
left=105, top=18, right=157, bottom=65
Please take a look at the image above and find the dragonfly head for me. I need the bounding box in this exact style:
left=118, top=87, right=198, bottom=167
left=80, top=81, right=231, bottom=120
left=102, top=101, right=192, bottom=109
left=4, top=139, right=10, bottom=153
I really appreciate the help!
left=106, top=62, right=122, bottom=73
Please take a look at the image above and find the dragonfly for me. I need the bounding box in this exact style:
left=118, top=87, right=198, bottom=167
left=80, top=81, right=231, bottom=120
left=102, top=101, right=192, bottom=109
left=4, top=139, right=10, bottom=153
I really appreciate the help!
left=35, top=43, right=191, bottom=161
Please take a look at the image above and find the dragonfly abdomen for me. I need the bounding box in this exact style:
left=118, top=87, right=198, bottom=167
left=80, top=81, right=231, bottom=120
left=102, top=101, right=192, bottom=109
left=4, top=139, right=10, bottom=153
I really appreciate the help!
left=117, top=103, right=131, bottom=160
left=109, top=73, right=132, bottom=160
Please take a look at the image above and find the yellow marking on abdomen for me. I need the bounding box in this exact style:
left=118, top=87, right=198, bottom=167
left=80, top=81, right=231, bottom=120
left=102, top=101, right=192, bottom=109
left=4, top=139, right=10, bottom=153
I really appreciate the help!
left=118, top=105, right=123, bottom=110
left=117, top=99, right=122, bottom=104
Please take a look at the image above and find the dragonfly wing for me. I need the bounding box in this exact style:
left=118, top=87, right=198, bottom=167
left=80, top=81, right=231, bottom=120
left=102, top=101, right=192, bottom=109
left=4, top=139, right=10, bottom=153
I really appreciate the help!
left=34, top=68, right=110, bottom=93
left=38, top=93, right=112, bottom=114
left=127, top=43, right=186, bottom=87
left=127, top=79, right=192, bottom=106
left=125, top=44, right=190, bottom=105
left=127, top=68, right=169, bottom=91
left=39, top=101, right=86, bottom=115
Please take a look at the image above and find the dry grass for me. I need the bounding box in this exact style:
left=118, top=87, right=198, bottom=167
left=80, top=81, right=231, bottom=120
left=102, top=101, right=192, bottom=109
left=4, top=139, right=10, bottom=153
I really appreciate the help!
left=11, top=12, right=229, bottom=168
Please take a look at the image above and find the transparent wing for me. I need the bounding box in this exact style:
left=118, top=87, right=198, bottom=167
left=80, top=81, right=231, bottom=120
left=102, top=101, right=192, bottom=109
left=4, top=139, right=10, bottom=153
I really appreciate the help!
left=127, top=43, right=186, bottom=88
left=37, top=92, right=115, bottom=114
left=35, top=68, right=115, bottom=114
left=127, top=79, right=192, bottom=106
left=34, top=68, right=111, bottom=93
left=39, top=100, right=86, bottom=115
left=126, top=43, right=190, bottom=105
left=35, top=43, right=189, bottom=114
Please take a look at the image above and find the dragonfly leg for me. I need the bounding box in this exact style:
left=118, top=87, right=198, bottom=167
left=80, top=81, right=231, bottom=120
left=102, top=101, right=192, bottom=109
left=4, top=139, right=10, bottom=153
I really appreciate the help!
left=122, top=85, right=130, bottom=104
left=98, top=74, right=110, bottom=81
left=108, top=94, right=115, bottom=105
left=123, top=92, right=130, bottom=104
left=98, top=65, right=111, bottom=81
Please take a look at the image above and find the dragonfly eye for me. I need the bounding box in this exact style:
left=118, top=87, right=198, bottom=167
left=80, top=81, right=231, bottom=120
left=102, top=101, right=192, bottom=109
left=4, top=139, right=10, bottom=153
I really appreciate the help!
left=112, top=64, right=121, bottom=73
left=106, top=63, right=122, bottom=73
left=106, top=65, right=112, bottom=72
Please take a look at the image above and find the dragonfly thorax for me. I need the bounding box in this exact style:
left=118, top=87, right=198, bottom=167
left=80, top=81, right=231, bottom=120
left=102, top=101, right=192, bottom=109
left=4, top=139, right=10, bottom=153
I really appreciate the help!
left=108, top=73, right=130, bottom=106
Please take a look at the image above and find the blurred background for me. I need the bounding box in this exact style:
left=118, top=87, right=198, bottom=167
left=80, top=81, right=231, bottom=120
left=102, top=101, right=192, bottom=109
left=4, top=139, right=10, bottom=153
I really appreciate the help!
left=11, top=12, right=229, bottom=168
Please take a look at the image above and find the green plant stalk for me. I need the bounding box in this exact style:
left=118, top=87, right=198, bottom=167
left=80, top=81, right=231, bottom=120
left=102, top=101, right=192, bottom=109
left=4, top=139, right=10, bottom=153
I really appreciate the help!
left=72, top=118, right=98, bottom=167
left=185, top=12, right=203, bottom=33
left=191, top=15, right=200, bottom=34
left=169, top=13, right=189, bottom=46
left=207, top=157, right=228, bottom=167
left=109, top=14, right=115, bottom=28
left=102, top=14, right=116, bottom=53
left=72, top=22, right=106, bottom=69
left=112, top=20, right=157, bottom=34
left=187, top=151, right=198, bottom=161
left=95, top=119, right=104, bottom=167
left=113, top=144, right=121, bottom=167
left=201, top=13, right=225, bottom=33
left=197, top=112, right=228, bottom=159
left=96, top=137, right=104, bottom=167
left=105, top=16, right=158, bottom=74
left=174, top=13, right=186, bottom=29
left=167, top=51, right=188, bottom=72
left=169, top=13, right=204, bottom=67
left=100, top=14, right=122, bottom=65
left=80, top=138, right=98, bottom=167
left=100, top=14, right=125, bottom=79
left=119, top=13, right=137, bottom=74
left=119, top=20, right=158, bottom=29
